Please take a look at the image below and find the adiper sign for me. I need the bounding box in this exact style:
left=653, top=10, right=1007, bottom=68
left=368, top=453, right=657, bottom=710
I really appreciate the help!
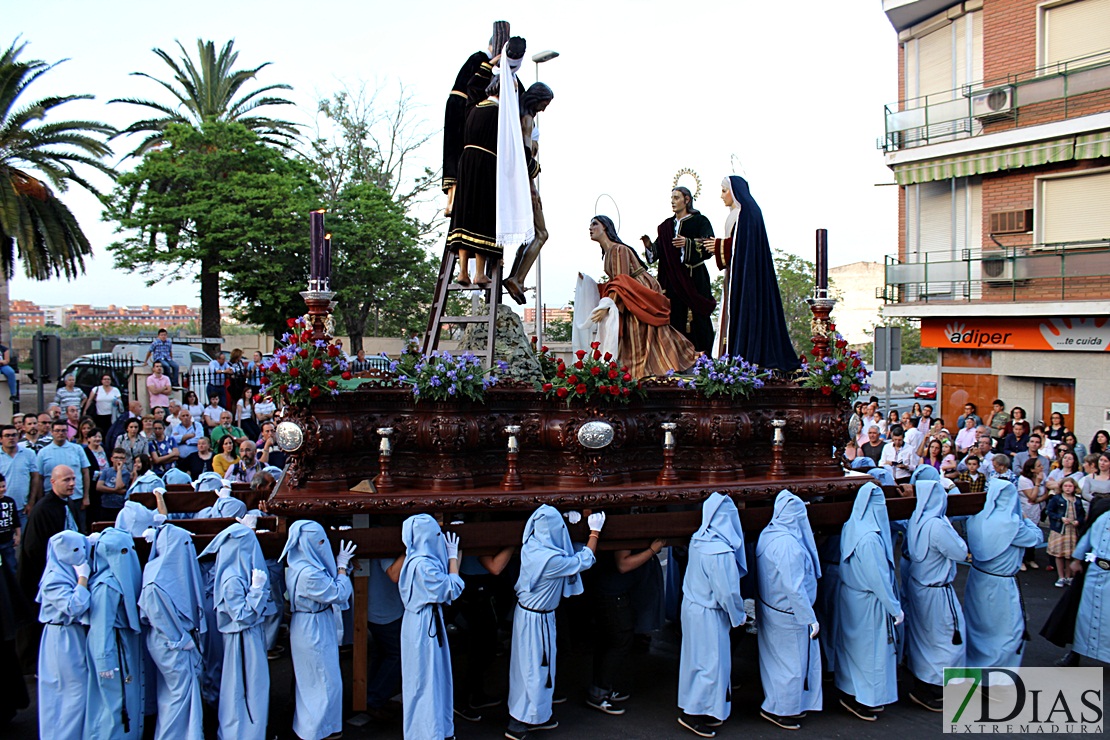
left=921, top=317, right=1110, bottom=352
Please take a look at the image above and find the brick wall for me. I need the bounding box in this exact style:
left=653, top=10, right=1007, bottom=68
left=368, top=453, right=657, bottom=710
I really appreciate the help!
left=982, top=0, right=1038, bottom=80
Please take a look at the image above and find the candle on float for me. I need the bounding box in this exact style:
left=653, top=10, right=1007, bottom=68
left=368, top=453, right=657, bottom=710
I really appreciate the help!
left=323, top=233, right=333, bottom=286
left=310, top=210, right=325, bottom=284
left=815, top=228, right=828, bottom=292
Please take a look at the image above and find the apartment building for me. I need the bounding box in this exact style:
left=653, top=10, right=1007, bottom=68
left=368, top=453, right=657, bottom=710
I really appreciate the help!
left=880, top=0, right=1110, bottom=437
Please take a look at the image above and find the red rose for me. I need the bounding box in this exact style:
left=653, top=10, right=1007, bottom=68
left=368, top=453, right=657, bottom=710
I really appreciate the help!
left=576, top=350, right=587, bottom=359
left=299, top=348, right=309, bottom=359
left=622, top=373, right=631, bottom=382
left=852, top=359, right=861, bottom=368
left=829, top=323, right=837, bottom=331
left=532, top=336, right=538, bottom=343
left=590, top=341, right=600, bottom=350
left=621, top=387, right=631, bottom=397
left=312, top=358, right=323, bottom=369
left=850, top=383, right=860, bottom=392
left=837, top=362, right=846, bottom=372
left=608, top=369, right=618, bottom=379
left=542, top=383, right=553, bottom=392
left=836, top=339, right=848, bottom=349
left=556, top=387, right=569, bottom=398
left=327, top=380, right=338, bottom=388
left=568, top=374, right=578, bottom=384
left=309, top=385, right=322, bottom=398
left=279, top=384, right=289, bottom=393
left=328, top=345, right=340, bottom=357
left=574, top=360, right=584, bottom=370
left=821, top=386, right=832, bottom=396
left=541, top=345, right=549, bottom=353
left=576, top=383, right=588, bottom=395
left=253, top=394, right=262, bottom=403
left=260, top=376, right=269, bottom=385
left=289, top=367, right=300, bottom=378
left=602, top=352, right=611, bottom=362
left=286, top=318, right=296, bottom=327
left=610, top=385, right=620, bottom=395
left=590, top=366, right=601, bottom=376
left=301, top=331, right=311, bottom=342
left=341, top=371, right=352, bottom=380
left=621, top=366, right=628, bottom=373
left=557, top=368, right=566, bottom=379
left=592, top=350, right=602, bottom=360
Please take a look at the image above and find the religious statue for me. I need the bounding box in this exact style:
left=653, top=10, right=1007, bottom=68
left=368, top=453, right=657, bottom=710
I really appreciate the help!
left=587, top=215, right=698, bottom=378
left=702, top=176, right=800, bottom=372
left=641, top=184, right=717, bottom=354
left=446, top=36, right=534, bottom=287
left=503, top=82, right=555, bottom=305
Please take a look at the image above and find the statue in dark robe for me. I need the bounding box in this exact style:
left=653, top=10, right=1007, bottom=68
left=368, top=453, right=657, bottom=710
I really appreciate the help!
left=641, top=187, right=716, bottom=355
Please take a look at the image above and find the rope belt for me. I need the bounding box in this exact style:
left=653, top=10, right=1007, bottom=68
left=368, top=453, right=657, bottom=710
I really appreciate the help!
left=240, top=632, right=254, bottom=724
left=464, top=144, right=495, bottom=157
left=292, top=604, right=331, bottom=614
left=757, top=593, right=793, bottom=615
left=517, top=602, right=555, bottom=615
left=921, top=580, right=963, bottom=645
left=114, top=628, right=132, bottom=733
left=972, top=563, right=1029, bottom=651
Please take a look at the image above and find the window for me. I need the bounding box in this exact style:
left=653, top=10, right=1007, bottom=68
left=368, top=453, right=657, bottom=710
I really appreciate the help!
left=904, top=9, right=983, bottom=102
left=905, top=177, right=983, bottom=297
left=1038, top=168, right=1110, bottom=245
left=1040, top=0, right=1110, bottom=68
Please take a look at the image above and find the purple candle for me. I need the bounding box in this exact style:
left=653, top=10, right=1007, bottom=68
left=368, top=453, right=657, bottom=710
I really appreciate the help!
left=815, top=228, right=828, bottom=291
left=310, top=210, right=325, bottom=284
left=323, top=233, right=332, bottom=287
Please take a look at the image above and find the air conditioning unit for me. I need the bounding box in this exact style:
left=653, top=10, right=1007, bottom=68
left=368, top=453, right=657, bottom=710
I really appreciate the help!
left=981, top=252, right=1029, bottom=284
left=971, top=86, right=1016, bottom=121
left=990, top=209, right=1034, bottom=235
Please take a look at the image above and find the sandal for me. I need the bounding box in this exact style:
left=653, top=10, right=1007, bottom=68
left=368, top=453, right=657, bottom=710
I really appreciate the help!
left=1028, top=562, right=1039, bottom=569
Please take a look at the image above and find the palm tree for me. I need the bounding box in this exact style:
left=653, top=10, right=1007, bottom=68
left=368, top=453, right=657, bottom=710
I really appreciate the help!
left=111, top=39, right=299, bottom=157
left=0, top=38, right=116, bottom=345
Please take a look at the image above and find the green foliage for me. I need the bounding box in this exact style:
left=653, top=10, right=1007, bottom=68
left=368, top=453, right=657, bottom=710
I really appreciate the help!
left=0, top=39, right=116, bottom=280
left=111, top=39, right=298, bottom=158
left=545, top=318, right=572, bottom=343
left=678, top=355, right=769, bottom=399
left=103, top=121, right=320, bottom=338
left=860, top=317, right=937, bottom=365
left=772, top=249, right=821, bottom=356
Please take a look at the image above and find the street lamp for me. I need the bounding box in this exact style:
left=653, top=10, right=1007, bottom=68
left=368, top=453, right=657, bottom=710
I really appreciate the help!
left=531, top=50, right=559, bottom=348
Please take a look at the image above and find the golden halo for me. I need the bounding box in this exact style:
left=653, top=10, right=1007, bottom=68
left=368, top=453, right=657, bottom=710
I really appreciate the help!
left=672, top=168, right=701, bottom=201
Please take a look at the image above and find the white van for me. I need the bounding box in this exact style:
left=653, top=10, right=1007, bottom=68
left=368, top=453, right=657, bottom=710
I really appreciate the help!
left=112, top=343, right=214, bottom=384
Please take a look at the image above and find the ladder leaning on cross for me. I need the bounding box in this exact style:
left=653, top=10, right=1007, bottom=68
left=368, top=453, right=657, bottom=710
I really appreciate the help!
left=421, top=250, right=503, bottom=369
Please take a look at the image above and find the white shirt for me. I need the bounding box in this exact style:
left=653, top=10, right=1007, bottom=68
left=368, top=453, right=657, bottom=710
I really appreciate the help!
left=880, top=442, right=920, bottom=478
left=203, top=404, right=226, bottom=426
left=903, top=427, right=924, bottom=453
left=90, top=385, right=122, bottom=416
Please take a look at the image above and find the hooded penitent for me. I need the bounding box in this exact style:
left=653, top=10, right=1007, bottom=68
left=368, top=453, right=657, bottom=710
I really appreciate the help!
left=114, top=500, right=166, bottom=538
left=36, top=531, right=90, bottom=740
left=1073, top=511, right=1110, bottom=663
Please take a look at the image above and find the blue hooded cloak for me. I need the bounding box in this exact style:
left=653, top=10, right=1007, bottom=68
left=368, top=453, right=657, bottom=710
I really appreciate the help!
left=84, top=527, right=144, bottom=739
left=1071, top=511, right=1110, bottom=662
left=280, top=520, right=351, bottom=740
left=509, top=505, right=596, bottom=726
left=904, top=481, right=967, bottom=686
left=755, top=490, right=822, bottom=717
left=128, top=470, right=164, bottom=494
left=114, top=500, right=166, bottom=537
left=678, top=493, right=747, bottom=721
left=399, top=513, right=465, bottom=740
left=835, top=483, right=901, bottom=707
left=36, top=530, right=90, bottom=740
left=964, top=479, right=1042, bottom=667
left=162, top=467, right=192, bottom=486
left=197, top=523, right=275, bottom=740
left=139, top=524, right=205, bottom=740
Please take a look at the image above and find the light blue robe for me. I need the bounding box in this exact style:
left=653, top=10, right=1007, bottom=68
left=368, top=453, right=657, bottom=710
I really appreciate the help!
left=1073, top=511, right=1110, bottom=663
left=194, top=472, right=224, bottom=491
left=905, top=481, right=968, bottom=686
left=36, top=531, right=91, bottom=740
left=114, top=500, right=167, bottom=537
left=138, top=524, right=205, bottom=740
left=756, top=490, right=823, bottom=717
left=399, top=514, right=465, bottom=740
left=195, top=495, right=248, bottom=704
left=678, top=493, right=747, bottom=721
left=197, top=523, right=275, bottom=740
left=85, top=527, right=144, bottom=740
left=280, top=520, right=352, bottom=740
left=835, top=483, right=901, bottom=708
left=162, top=468, right=192, bottom=485
left=128, top=470, right=165, bottom=495
left=964, top=479, right=1042, bottom=667
left=815, top=534, right=841, bottom=674
left=195, top=495, right=246, bottom=520
left=509, top=505, right=595, bottom=726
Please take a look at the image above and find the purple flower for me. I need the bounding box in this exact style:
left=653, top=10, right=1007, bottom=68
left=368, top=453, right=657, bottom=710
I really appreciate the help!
left=288, top=383, right=301, bottom=393
left=314, top=339, right=327, bottom=348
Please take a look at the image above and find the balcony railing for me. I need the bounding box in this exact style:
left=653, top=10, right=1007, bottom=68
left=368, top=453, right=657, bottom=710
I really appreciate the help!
left=882, top=240, right=1110, bottom=304
left=880, top=50, right=1110, bottom=152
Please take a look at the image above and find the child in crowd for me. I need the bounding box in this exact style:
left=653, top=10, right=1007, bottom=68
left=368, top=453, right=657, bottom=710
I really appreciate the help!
left=1046, top=477, right=1086, bottom=587
left=956, top=455, right=986, bottom=493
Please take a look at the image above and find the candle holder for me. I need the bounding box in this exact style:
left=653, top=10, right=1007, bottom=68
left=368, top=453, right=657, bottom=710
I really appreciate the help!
left=501, top=425, right=523, bottom=491
left=374, top=427, right=395, bottom=493
left=300, top=288, right=337, bottom=342
left=805, top=293, right=837, bottom=360
left=768, top=419, right=788, bottom=480
left=656, top=422, right=680, bottom=485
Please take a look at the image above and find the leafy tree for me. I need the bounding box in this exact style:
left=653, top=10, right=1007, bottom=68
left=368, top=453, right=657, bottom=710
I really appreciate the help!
left=860, top=317, right=937, bottom=365
left=772, top=249, right=820, bottom=356
left=111, top=39, right=298, bottom=158
left=0, top=39, right=116, bottom=336
left=545, top=318, right=572, bottom=343
left=104, top=121, right=319, bottom=338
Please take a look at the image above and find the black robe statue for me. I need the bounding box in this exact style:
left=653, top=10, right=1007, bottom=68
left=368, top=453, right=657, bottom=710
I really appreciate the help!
left=647, top=212, right=716, bottom=354
left=713, top=176, right=801, bottom=372
left=441, top=50, right=489, bottom=193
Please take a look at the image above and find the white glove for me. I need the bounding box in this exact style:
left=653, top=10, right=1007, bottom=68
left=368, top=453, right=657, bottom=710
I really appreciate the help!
left=444, top=532, right=460, bottom=561
left=809, top=622, right=820, bottom=639
left=587, top=512, right=606, bottom=532
left=73, top=562, right=91, bottom=580
left=236, top=514, right=259, bottom=530
left=87, top=532, right=101, bottom=545
left=152, top=487, right=167, bottom=496
left=894, top=610, right=905, bottom=626
left=141, top=528, right=156, bottom=544
left=217, top=486, right=232, bottom=499
left=564, top=511, right=582, bottom=524
left=250, top=568, right=267, bottom=590
left=99, top=669, right=116, bottom=680
left=1085, top=552, right=1097, bottom=563
left=336, top=539, right=357, bottom=570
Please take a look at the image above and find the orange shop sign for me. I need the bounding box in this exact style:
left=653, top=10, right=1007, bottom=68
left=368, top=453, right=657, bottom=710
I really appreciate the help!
left=921, top=317, right=1110, bottom=351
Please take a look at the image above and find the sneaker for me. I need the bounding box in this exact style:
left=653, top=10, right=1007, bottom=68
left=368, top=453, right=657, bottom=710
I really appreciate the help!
left=585, top=696, right=625, bottom=715
left=470, top=694, right=502, bottom=710
left=266, top=644, right=285, bottom=660
left=504, top=730, right=529, bottom=740
left=678, top=714, right=717, bottom=738
left=1055, top=650, right=1080, bottom=667
left=909, top=692, right=943, bottom=713
left=704, top=717, right=724, bottom=727
left=608, top=690, right=631, bottom=703
left=454, top=706, right=482, bottom=722
left=1065, top=577, right=1074, bottom=586
left=760, top=710, right=801, bottom=730
left=1019, top=563, right=1027, bottom=571
left=1055, top=578, right=1067, bottom=588
left=840, top=697, right=878, bottom=722
left=551, top=693, right=567, bottom=705
left=530, top=719, right=559, bottom=731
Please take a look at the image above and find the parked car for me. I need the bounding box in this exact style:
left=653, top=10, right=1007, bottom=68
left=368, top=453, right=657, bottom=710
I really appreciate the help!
left=58, top=354, right=137, bottom=407
left=913, top=380, right=938, bottom=400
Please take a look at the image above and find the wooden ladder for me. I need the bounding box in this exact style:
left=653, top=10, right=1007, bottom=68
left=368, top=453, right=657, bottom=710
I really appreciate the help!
left=421, top=249, right=502, bottom=368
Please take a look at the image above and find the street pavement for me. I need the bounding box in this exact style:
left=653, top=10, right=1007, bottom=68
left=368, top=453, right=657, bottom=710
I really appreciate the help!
left=7, top=548, right=1108, bottom=739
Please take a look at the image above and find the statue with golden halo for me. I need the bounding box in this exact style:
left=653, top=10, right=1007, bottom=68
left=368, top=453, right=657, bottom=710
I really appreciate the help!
left=639, top=168, right=718, bottom=355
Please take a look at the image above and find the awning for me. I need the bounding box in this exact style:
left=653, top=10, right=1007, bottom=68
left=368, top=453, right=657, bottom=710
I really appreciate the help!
left=893, top=137, right=1077, bottom=185
left=1076, top=131, right=1110, bottom=160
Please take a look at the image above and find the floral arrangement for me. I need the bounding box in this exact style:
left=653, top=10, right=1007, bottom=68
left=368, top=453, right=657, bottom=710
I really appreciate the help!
left=260, top=316, right=349, bottom=405
left=396, top=349, right=503, bottom=402
left=800, top=327, right=871, bottom=399
left=674, top=354, right=768, bottom=399
left=530, top=337, right=561, bottom=381
left=540, top=342, right=639, bottom=403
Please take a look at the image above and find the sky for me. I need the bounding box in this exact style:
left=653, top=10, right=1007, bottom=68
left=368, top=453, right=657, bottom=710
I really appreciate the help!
left=10, top=0, right=900, bottom=314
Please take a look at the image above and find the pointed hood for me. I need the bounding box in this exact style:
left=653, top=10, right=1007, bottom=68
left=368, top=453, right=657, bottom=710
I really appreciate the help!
left=197, top=522, right=275, bottom=627
left=841, top=482, right=894, bottom=566
left=90, top=527, right=142, bottom=633
left=967, top=478, right=1023, bottom=561
left=690, top=492, right=747, bottom=576
left=114, top=500, right=166, bottom=537
left=36, top=531, right=90, bottom=616
left=280, top=520, right=337, bottom=579
left=399, top=514, right=449, bottom=608
left=758, top=490, right=820, bottom=579
left=194, top=472, right=224, bottom=491
left=197, top=495, right=247, bottom=520
left=519, top=504, right=584, bottom=597
left=140, top=523, right=206, bottom=635
left=910, top=464, right=941, bottom=484
left=162, top=467, right=192, bottom=485
left=908, top=480, right=949, bottom=562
